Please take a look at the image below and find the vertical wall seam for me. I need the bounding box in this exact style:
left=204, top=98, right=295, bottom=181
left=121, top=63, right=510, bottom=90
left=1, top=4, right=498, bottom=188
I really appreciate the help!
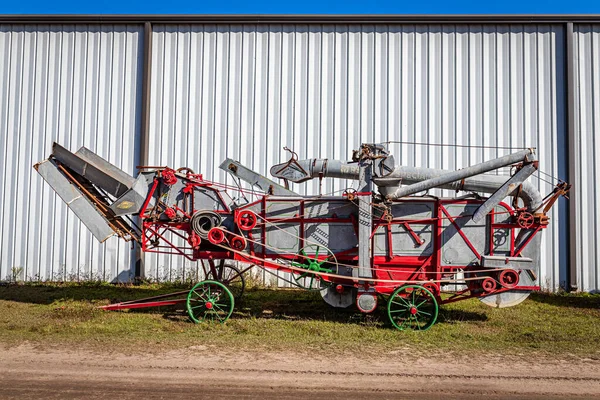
left=565, top=22, right=578, bottom=291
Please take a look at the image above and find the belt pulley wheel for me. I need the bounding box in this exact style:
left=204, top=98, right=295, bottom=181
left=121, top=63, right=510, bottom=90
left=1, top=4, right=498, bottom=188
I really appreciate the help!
left=230, top=235, right=247, bottom=251
left=517, top=212, right=534, bottom=229
left=207, top=227, right=226, bottom=245
left=499, top=269, right=520, bottom=288
left=387, top=285, right=438, bottom=331
left=481, top=277, right=497, bottom=293
left=288, top=244, right=338, bottom=291
left=236, top=210, right=257, bottom=231
left=191, top=210, right=222, bottom=239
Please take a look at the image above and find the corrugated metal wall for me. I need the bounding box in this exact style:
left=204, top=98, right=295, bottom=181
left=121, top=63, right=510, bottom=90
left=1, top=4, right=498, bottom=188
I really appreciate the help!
left=146, top=24, right=568, bottom=289
left=573, top=24, right=600, bottom=292
left=0, top=24, right=143, bottom=282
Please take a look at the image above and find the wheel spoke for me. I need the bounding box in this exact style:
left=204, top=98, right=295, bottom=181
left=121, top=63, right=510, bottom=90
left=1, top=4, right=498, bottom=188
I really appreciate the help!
left=396, top=296, right=411, bottom=307
left=211, top=302, right=225, bottom=312
left=290, top=261, right=306, bottom=269
left=193, top=290, right=208, bottom=301
left=314, top=246, right=320, bottom=258
left=390, top=297, right=408, bottom=307
left=416, top=299, right=428, bottom=308
left=417, top=310, right=431, bottom=317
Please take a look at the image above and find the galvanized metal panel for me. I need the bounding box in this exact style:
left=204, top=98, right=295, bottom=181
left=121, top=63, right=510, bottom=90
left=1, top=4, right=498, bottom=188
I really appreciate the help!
left=573, top=25, right=600, bottom=292
left=147, top=24, right=566, bottom=289
left=0, top=24, right=143, bottom=282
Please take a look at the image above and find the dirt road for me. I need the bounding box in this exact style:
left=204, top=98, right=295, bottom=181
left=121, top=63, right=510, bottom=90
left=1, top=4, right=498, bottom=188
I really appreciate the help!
left=1, top=344, right=599, bottom=399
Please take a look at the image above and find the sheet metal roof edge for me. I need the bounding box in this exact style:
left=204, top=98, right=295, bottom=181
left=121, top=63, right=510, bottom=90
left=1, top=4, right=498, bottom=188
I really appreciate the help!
left=1, top=14, right=600, bottom=24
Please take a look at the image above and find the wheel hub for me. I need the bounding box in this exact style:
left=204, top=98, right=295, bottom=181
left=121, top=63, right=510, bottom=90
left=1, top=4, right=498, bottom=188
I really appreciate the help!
left=409, top=306, right=418, bottom=315
left=205, top=301, right=213, bottom=309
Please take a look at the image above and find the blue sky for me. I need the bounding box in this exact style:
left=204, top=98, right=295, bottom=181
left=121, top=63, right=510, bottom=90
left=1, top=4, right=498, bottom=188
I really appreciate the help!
left=1, top=0, right=599, bottom=15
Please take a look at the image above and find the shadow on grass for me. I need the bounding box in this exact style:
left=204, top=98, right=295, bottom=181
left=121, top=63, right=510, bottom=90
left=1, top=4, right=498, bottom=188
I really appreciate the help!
left=163, top=288, right=489, bottom=326
left=0, top=282, right=192, bottom=305
left=0, top=283, right=488, bottom=326
left=529, top=292, right=600, bottom=309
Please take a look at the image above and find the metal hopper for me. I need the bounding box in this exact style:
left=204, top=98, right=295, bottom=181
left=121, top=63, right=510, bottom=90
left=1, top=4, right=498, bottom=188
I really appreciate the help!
left=34, top=143, right=140, bottom=243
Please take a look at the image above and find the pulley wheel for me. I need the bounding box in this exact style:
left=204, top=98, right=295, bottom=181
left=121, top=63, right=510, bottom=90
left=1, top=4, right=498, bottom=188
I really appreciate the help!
left=480, top=291, right=531, bottom=308
left=207, top=227, right=226, bottom=245
left=236, top=210, right=258, bottom=231
left=499, top=269, right=520, bottom=288
left=288, top=244, right=338, bottom=291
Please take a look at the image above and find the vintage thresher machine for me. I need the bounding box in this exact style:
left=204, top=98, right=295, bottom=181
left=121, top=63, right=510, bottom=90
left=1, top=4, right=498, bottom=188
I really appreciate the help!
left=34, top=142, right=569, bottom=330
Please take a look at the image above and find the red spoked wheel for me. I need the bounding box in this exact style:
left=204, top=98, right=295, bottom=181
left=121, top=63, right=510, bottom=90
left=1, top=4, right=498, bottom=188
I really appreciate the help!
left=207, top=227, right=226, bottom=245
left=236, top=210, right=257, bottom=231
left=481, top=277, right=497, bottom=293
left=499, top=269, right=520, bottom=288
left=517, top=212, right=534, bottom=229
left=230, top=236, right=247, bottom=251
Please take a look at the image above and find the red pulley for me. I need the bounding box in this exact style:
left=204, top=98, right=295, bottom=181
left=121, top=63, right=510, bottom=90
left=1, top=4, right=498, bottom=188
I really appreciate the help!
left=236, top=210, right=258, bottom=231
left=207, top=227, right=226, bottom=245
left=499, top=269, right=520, bottom=288
left=230, top=236, right=247, bottom=251
left=481, top=277, right=497, bottom=293
left=517, top=212, right=534, bottom=229
left=164, top=207, right=177, bottom=220
left=187, top=232, right=201, bottom=249
left=162, top=168, right=177, bottom=185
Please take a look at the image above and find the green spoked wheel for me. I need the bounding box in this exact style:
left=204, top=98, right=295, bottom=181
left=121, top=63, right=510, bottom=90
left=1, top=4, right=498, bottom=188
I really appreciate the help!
left=289, top=244, right=338, bottom=291
left=387, top=285, right=439, bottom=331
left=187, top=280, right=234, bottom=324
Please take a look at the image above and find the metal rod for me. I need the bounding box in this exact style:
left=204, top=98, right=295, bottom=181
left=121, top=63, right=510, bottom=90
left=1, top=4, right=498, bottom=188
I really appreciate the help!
left=566, top=22, right=579, bottom=292
left=386, top=149, right=535, bottom=200
left=136, top=21, right=153, bottom=280
left=472, top=163, right=538, bottom=223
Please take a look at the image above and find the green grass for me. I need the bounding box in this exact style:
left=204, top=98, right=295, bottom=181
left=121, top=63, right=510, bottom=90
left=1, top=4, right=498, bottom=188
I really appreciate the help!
left=0, top=282, right=599, bottom=357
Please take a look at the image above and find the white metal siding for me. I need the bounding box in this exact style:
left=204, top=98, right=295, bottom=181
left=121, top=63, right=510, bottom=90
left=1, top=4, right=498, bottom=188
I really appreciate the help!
left=147, top=24, right=567, bottom=289
left=0, top=24, right=143, bottom=282
left=573, top=25, right=600, bottom=292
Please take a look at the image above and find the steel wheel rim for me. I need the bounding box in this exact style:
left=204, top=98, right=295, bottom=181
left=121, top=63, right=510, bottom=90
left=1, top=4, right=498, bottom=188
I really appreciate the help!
left=208, top=263, right=246, bottom=301
left=387, top=285, right=438, bottom=331
left=187, top=280, right=234, bottom=324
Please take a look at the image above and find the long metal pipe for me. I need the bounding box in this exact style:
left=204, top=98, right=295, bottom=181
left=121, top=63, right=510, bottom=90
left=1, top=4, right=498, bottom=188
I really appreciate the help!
left=270, top=159, right=360, bottom=183
left=385, top=149, right=535, bottom=200
left=374, top=166, right=543, bottom=210
left=272, top=149, right=542, bottom=211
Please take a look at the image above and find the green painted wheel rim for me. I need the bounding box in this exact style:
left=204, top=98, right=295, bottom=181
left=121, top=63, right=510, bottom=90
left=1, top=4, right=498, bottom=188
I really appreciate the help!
left=387, top=285, right=438, bottom=331
left=187, top=280, right=234, bottom=324
left=289, top=244, right=336, bottom=291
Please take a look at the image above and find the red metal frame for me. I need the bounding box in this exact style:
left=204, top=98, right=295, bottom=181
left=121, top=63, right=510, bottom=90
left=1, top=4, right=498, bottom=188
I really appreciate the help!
left=137, top=174, right=546, bottom=304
